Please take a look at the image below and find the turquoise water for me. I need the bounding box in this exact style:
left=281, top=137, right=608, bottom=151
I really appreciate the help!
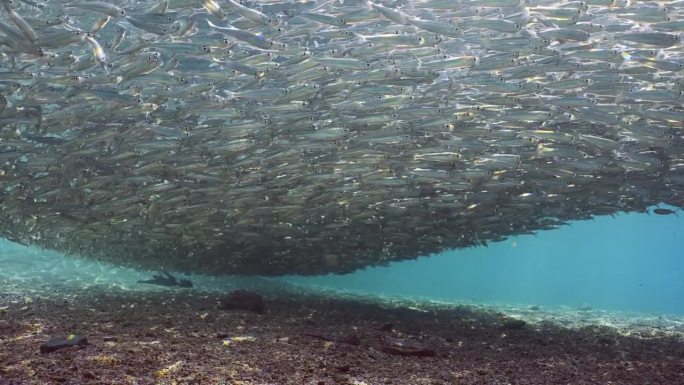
left=2, top=209, right=682, bottom=315
left=283, top=209, right=684, bottom=315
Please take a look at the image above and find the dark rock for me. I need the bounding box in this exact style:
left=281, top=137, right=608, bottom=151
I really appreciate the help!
left=102, top=336, right=118, bottom=342
left=40, top=335, right=89, bottom=354
left=82, top=371, right=96, bottom=380
left=598, top=336, right=613, bottom=345
left=380, top=337, right=435, bottom=357
left=217, top=332, right=229, bottom=339
left=500, top=319, right=527, bottom=330
left=379, top=323, right=393, bottom=332
left=301, top=332, right=333, bottom=341
left=332, top=374, right=349, bottom=384
left=219, top=290, right=265, bottom=314
left=339, top=332, right=361, bottom=345
left=528, top=305, right=540, bottom=311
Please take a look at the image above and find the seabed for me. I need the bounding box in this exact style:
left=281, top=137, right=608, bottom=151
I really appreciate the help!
left=1, top=259, right=683, bottom=385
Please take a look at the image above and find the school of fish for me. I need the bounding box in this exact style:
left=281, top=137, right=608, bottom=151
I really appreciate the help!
left=1, top=0, right=683, bottom=275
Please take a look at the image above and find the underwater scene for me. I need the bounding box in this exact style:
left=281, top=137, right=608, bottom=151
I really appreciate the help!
left=2, top=210, right=684, bottom=384
left=2, top=0, right=684, bottom=383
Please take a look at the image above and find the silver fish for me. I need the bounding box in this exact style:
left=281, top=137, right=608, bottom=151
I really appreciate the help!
left=0, top=0, right=682, bottom=276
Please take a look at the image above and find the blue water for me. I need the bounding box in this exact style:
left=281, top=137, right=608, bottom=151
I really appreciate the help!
left=283, top=210, right=684, bottom=315
left=1, top=209, right=682, bottom=315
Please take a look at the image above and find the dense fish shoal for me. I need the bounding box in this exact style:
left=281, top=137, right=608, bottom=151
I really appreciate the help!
left=1, top=0, right=683, bottom=274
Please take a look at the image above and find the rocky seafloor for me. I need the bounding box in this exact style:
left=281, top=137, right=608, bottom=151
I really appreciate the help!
left=1, top=277, right=683, bottom=385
